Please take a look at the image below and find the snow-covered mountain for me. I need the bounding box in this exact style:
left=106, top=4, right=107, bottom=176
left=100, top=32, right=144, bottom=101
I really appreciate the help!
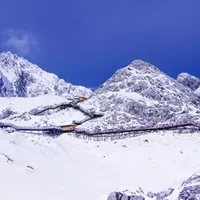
left=0, top=52, right=92, bottom=98
left=78, top=60, right=200, bottom=132
left=1, top=58, right=200, bottom=132
left=0, top=57, right=200, bottom=200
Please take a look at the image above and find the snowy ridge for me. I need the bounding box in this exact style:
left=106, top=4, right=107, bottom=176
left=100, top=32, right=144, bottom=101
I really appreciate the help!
left=0, top=52, right=92, bottom=98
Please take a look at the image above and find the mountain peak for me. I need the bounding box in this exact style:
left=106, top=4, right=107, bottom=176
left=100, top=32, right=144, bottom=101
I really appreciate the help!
left=78, top=60, right=200, bottom=132
left=129, top=59, right=162, bottom=74
left=0, top=51, right=92, bottom=98
left=0, top=51, right=19, bottom=61
left=131, top=59, right=148, bottom=65
left=96, top=59, right=167, bottom=96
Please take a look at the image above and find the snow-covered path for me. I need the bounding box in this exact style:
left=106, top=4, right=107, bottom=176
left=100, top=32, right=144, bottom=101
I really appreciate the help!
left=0, top=130, right=200, bottom=200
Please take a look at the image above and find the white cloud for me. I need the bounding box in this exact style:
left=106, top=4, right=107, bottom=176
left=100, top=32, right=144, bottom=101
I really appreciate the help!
left=2, top=29, right=39, bottom=57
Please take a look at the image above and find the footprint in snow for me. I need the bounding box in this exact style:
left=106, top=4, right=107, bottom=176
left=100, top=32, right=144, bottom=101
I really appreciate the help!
left=26, top=165, right=35, bottom=171
left=1, top=154, right=14, bottom=163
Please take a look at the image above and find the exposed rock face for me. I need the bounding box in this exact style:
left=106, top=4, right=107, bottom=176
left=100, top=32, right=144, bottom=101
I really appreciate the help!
left=107, top=188, right=146, bottom=200
left=177, top=73, right=200, bottom=97
left=178, top=172, right=200, bottom=200
left=107, top=192, right=145, bottom=200
left=177, top=73, right=200, bottom=91
left=107, top=188, right=174, bottom=200
left=78, top=60, right=200, bottom=132
left=0, top=69, right=14, bottom=97
left=107, top=172, right=200, bottom=200
left=178, top=185, right=200, bottom=200
left=0, top=52, right=92, bottom=98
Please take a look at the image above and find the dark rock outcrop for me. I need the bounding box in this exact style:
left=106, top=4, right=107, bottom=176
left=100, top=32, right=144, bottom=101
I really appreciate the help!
left=178, top=172, right=200, bottom=200
left=107, top=172, right=200, bottom=200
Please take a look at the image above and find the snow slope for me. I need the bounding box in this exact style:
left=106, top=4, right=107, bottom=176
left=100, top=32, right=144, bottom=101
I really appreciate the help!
left=0, top=52, right=92, bottom=98
left=0, top=95, right=87, bottom=127
left=0, top=129, right=200, bottom=200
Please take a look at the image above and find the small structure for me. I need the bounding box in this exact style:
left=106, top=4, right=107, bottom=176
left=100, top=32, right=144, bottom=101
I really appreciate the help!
left=60, top=124, right=76, bottom=132
left=74, top=97, right=88, bottom=102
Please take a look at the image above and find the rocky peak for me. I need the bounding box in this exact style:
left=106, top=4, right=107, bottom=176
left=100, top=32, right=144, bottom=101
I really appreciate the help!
left=95, top=60, right=197, bottom=104
left=129, top=59, right=162, bottom=73
left=99, top=60, right=162, bottom=89
left=0, top=52, right=92, bottom=98
left=177, top=73, right=200, bottom=90
left=79, top=60, right=200, bottom=132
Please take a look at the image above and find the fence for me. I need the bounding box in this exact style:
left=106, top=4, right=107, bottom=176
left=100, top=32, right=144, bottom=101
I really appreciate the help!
left=0, top=121, right=200, bottom=141
left=65, top=123, right=200, bottom=141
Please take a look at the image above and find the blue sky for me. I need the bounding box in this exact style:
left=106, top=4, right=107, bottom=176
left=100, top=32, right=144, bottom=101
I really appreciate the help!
left=0, top=0, right=200, bottom=88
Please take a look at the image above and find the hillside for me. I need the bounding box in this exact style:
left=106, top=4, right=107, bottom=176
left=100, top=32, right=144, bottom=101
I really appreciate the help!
left=78, top=60, right=200, bottom=132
